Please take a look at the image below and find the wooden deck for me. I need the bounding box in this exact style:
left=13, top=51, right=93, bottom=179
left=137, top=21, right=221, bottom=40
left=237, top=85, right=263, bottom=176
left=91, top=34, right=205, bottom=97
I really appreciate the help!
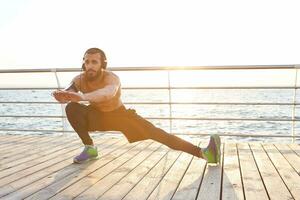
left=0, top=134, right=299, bottom=200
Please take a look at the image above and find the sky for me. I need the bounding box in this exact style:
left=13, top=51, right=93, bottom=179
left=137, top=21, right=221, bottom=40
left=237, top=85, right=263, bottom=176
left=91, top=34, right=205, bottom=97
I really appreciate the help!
left=0, top=0, right=299, bottom=69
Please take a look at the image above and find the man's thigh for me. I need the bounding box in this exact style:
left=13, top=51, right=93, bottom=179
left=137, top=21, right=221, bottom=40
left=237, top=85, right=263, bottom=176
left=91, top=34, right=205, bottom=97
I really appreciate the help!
left=87, top=107, right=125, bottom=131
left=87, top=107, right=152, bottom=142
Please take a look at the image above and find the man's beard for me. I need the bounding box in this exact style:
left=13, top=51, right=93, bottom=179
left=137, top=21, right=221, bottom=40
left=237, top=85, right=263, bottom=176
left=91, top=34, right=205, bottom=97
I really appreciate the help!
left=86, top=69, right=102, bottom=82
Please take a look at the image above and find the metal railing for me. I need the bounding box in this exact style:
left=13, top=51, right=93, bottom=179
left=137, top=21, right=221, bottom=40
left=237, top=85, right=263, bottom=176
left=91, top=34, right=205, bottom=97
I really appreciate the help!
left=0, top=65, right=299, bottom=141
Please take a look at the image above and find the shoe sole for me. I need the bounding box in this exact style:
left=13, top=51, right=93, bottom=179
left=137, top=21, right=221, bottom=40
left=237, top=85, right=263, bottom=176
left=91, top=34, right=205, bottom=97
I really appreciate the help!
left=73, top=156, right=99, bottom=164
left=212, top=134, right=221, bottom=164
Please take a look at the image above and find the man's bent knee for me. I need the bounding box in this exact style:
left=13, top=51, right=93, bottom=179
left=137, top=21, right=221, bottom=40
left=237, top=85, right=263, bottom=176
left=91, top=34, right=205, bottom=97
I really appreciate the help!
left=65, top=102, right=81, bottom=115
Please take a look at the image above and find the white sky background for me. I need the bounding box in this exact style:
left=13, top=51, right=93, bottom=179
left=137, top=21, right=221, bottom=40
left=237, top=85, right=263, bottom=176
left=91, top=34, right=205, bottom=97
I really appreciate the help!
left=0, top=0, right=299, bottom=69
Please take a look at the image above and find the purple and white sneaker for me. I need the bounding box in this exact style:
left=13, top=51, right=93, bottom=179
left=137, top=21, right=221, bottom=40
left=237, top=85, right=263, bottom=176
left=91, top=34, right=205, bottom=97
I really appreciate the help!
left=73, top=145, right=99, bottom=164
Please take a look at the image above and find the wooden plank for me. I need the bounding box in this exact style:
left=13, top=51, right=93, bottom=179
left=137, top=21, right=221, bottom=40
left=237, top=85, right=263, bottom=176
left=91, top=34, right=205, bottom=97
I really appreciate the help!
left=51, top=141, right=158, bottom=199
left=95, top=145, right=171, bottom=200
left=289, top=143, right=300, bottom=157
left=0, top=138, right=124, bottom=199
left=171, top=142, right=206, bottom=200
left=0, top=134, right=22, bottom=139
left=0, top=136, right=84, bottom=180
left=0, top=135, right=37, bottom=144
left=0, top=135, right=49, bottom=146
left=0, top=137, right=81, bottom=178
left=0, top=137, right=117, bottom=198
left=22, top=139, right=135, bottom=200
left=146, top=139, right=200, bottom=200
left=196, top=143, right=223, bottom=200
left=250, top=143, right=293, bottom=200
left=75, top=142, right=163, bottom=200
left=275, top=144, right=300, bottom=175
left=238, top=143, right=268, bottom=200
left=147, top=154, right=193, bottom=200
left=0, top=135, right=30, bottom=145
left=0, top=137, right=79, bottom=171
left=263, top=143, right=300, bottom=200
left=0, top=135, right=64, bottom=158
left=222, top=143, right=244, bottom=200
left=0, top=136, right=78, bottom=167
left=0, top=135, right=44, bottom=152
left=122, top=148, right=182, bottom=200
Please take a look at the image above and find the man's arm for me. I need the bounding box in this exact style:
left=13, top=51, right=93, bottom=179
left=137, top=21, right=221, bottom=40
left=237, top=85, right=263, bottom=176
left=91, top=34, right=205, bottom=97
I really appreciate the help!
left=64, top=81, right=78, bottom=92
left=83, top=74, right=120, bottom=103
left=52, top=73, right=120, bottom=103
left=52, top=79, right=78, bottom=103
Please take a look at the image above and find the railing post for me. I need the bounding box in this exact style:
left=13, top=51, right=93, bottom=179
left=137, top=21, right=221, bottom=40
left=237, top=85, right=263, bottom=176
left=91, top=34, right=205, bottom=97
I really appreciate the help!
left=292, top=65, right=299, bottom=142
left=167, top=71, right=173, bottom=133
left=52, top=68, right=66, bottom=134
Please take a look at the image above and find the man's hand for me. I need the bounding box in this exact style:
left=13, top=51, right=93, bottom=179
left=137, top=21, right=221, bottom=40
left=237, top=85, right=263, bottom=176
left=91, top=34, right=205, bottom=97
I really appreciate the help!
left=51, top=90, right=85, bottom=103
left=63, top=91, right=86, bottom=102
left=51, top=90, right=69, bottom=103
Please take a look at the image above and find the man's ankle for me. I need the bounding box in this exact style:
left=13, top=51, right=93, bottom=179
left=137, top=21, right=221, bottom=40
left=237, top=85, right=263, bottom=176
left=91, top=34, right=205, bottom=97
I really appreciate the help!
left=197, top=147, right=206, bottom=160
left=200, top=148, right=208, bottom=160
left=85, top=144, right=95, bottom=148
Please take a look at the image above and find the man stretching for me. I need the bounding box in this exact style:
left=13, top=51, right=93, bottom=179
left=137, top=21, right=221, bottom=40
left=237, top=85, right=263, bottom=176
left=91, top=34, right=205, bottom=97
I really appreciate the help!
left=52, top=48, right=221, bottom=164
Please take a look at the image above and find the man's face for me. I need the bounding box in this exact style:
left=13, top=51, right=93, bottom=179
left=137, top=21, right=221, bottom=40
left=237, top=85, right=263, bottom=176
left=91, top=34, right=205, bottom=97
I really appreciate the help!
left=83, top=53, right=103, bottom=81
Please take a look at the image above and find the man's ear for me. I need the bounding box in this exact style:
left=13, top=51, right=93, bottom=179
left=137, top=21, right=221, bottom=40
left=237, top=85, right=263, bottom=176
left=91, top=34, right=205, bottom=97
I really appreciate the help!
left=82, top=57, right=85, bottom=71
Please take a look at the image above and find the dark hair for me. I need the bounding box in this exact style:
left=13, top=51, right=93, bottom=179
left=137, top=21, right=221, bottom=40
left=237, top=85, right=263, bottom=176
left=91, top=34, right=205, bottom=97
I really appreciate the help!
left=82, top=48, right=107, bottom=70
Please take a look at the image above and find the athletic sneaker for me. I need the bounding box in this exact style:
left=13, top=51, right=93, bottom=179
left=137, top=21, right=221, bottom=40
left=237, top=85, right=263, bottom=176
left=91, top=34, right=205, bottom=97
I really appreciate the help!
left=73, top=145, right=99, bottom=164
left=202, top=134, right=221, bottom=164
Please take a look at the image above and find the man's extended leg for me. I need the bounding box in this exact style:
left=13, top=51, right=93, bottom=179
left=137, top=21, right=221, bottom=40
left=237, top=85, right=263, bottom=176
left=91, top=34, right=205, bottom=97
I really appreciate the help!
left=104, top=108, right=204, bottom=158
left=119, top=109, right=221, bottom=163
left=127, top=116, right=203, bottom=158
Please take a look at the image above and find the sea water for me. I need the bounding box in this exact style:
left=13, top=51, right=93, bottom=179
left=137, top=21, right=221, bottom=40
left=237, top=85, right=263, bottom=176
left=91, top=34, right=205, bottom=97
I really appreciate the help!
left=0, top=88, right=299, bottom=143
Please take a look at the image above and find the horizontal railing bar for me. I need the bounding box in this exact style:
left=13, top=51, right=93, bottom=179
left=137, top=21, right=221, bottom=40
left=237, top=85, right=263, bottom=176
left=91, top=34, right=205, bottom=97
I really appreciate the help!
left=123, top=117, right=299, bottom=121
left=0, top=87, right=299, bottom=90
left=0, top=101, right=59, bottom=104
left=0, top=129, right=130, bottom=134
left=109, top=65, right=299, bottom=71
left=172, top=133, right=300, bottom=138
left=0, top=128, right=299, bottom=138
left=124, top=102, right=299, bottom=106
left=124, top=87, right=299, bottom=89
left=0, top=68, right=79, bottom=73
left=0, top=115, right=64, bottom=118
left=0, top=65, right=298, bottom=73
left=0, top=101, right=298, bottom=106
left=0, top=129, right=69, bottom=132
left=0, top=115, right=298, bottom=121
